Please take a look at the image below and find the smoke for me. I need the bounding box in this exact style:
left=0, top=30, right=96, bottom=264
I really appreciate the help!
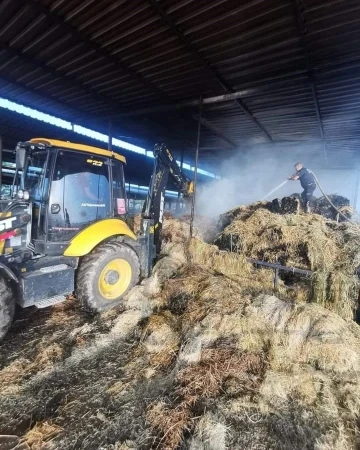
left=195, top=143, right=360, bottom=218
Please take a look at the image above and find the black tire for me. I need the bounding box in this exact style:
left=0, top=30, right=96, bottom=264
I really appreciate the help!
left=76, top=241, right=140, bottom=313
left=0, top=277, right=15, bottom=340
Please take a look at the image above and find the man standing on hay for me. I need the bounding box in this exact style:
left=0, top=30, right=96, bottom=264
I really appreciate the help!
left=288, top=162, right=317, bottom=213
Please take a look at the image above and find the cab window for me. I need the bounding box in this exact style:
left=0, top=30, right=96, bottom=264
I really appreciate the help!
left=24, top=150, right=49, bottom=200
left=112, top=161, right=127, bottom=217
left=48, top=150, right=111, bottom=242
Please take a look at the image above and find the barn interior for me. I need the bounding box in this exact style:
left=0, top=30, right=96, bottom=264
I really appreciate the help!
left=1, top=2, right=360, bottom=450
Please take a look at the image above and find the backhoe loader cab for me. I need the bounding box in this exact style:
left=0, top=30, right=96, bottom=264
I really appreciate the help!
left=0, top=138, right=155, bottom=340
left=0, top=138, right=192, bottom=340
left=19, top=139, right=129, bottom=243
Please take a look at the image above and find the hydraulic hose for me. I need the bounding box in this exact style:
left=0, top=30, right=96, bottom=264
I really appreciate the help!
left=311, top=170, right=354, bottom=224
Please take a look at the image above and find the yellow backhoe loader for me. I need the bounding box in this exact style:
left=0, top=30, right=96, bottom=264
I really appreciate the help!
left=0, top=138, right=193, bottom=340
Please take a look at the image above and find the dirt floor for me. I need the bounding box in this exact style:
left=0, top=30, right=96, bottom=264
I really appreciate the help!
left=0, top=208, right=360, bottom=450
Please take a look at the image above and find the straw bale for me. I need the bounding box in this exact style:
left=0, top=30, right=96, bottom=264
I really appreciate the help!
left=188, top=238, right=285, bottom=296
left=270, top=195, right=301, bottom=214
left=249, top=294, right=360, bottom=373
left=215, top=206, right=360, bottom=319
left=217, top=201, right=268, bottom=231
left=216, top=209, right=338, bottom=270
left=161, top=215, right=190, bottom=244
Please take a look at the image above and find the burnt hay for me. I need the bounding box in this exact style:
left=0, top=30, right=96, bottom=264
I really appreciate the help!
left=0, top=205, right=359, bottom=450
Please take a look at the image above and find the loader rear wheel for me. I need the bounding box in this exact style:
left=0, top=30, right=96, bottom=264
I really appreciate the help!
left=0, top=277, right=15, bottom=340
left=76, top=241, right=140, bottom=313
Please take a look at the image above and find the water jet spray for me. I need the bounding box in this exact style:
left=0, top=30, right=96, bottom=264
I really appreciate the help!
left=261, top=180, right=289, bottom=201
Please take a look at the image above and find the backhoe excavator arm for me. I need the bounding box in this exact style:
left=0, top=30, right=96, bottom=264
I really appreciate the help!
left=142, top=143, right=193, bottom=253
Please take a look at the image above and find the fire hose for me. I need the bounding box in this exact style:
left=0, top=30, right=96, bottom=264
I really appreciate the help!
left=311, top=170, right=355, bottom=225
left=261, top=171, right=356, bottom=224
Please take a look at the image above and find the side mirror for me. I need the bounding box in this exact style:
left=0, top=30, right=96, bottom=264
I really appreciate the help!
left=16, top=147, right=27, bottom=170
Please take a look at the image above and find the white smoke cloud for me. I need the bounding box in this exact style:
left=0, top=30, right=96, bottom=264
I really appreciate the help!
left=195, top=143, right=359, bottom=217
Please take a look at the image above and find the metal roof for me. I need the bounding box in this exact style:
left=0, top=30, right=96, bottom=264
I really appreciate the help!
left=1, top=0, right=360, bottom=170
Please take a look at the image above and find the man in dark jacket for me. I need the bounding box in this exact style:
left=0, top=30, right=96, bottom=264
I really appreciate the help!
left=288, top=162, right=316, bottom=212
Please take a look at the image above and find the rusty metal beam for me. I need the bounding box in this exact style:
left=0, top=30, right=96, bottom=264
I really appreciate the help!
left=113, top=80, right=305, bottom=117
left=148, top=0, right=273, bottom=142
left=115, top=90, right=263, bottom=117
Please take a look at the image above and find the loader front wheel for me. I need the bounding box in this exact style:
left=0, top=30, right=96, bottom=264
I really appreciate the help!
left=76, top=241, right=140, bottom=313
left=0, top=277, right=15, bottom=340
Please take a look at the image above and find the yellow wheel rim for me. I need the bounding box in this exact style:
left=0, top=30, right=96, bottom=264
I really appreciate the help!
left=98, top=259, right=132, bottom=300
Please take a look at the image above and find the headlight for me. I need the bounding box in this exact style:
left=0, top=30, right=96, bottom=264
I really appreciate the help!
left=23, top=191, right=30, bottom=200
left=17, top=189, right=24, bottom=199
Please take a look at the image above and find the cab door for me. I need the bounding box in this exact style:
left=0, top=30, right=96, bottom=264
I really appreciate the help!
left=24, top=149, right=51, bottom=241
left=111, top=160, right=127, bottom=218
left=47, top=150, right=111, bottom=243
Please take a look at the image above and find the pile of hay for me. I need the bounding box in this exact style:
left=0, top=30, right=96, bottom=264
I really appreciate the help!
left=129, top=212, right=216, bottom=243
left=215, top=204, right=360, bottom=320
left=313, top=195, right=352, bottom=221
left=218, top=194, right=352, bottom=225
left=0, top=214, right=359, bottom=450
left=148, top=252, right=360, bottom=450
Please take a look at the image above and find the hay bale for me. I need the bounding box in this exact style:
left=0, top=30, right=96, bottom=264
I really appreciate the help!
left=249, top=294, right=360, bottom=373
left=188, top=238, right=283, bottom=296
left=214, top=206, right=360, bottom=319
left=217, top=202, right=266, bottom=231
left=269, top=196, right=301, bottom=214
left=161, top=215, right=190, bottom=244
left=215, top=209, right=339, bottom=270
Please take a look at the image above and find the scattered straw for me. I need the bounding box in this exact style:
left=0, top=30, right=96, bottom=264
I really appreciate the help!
left=24, top=421, right=63, bottom=448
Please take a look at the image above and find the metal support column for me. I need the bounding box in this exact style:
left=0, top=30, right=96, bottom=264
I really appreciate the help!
left=190, top=96, right=202, bottom=238
left=273, top=268, right=279, bottom=291
left=353, top=170, right=360, bottom=212
left=177, top=149, right=184, bottom=214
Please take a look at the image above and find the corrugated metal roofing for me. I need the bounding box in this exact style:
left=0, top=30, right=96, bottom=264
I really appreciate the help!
left=1, top=0, right=360, bottom=170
